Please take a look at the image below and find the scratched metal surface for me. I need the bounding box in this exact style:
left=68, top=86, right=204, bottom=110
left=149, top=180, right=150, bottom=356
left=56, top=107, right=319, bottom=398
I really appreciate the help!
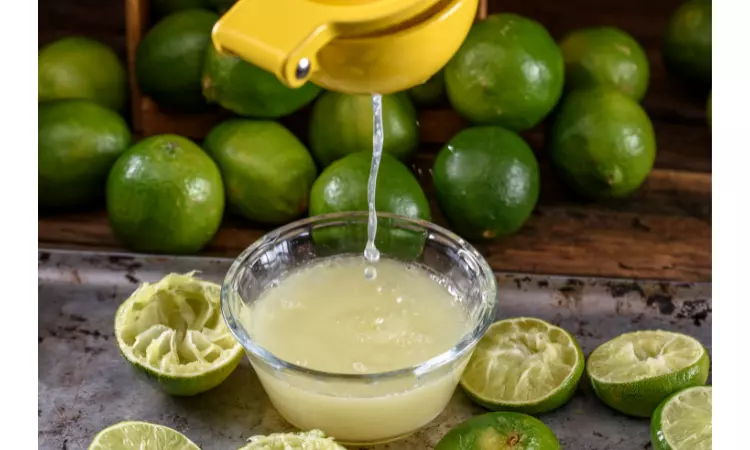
left=38, top=250, right=712, bottom=450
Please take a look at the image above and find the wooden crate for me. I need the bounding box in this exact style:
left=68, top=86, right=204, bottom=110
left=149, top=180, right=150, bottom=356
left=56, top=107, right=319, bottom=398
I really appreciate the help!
left=124, top=0, right=487, bottom=141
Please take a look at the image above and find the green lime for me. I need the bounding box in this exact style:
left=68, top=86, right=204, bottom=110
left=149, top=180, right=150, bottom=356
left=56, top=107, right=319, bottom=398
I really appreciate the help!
left=433, top=126, right=540, bottom=240
left=560, top=27, right=650, bottom=101
left=309, top=152, right=430, bottom=259
left=445, top=14, right=564, bottom=132
left=39, top=100, right=131, bottom=210
left=549, top=88, right=656, bottom=199
left=408, top=69, right=446, bottom=107
left=663, top=0, right=712, bottom=87
left=436, top=412, right=560, bottom=450
left=586, top=330, right=710, bottom=417
left=107, top=134, right=224, bottom=254
left=136, top=9, right=219, bottom=110
left=89, top=421, right=200, bottom=449
left=114, top=273, right=243, bottom=396
left=152, top=0, right=208, bottom=18
left=308, top=92, right=419, bottom=167
left=461, top=318, right=584, bottom=414
left=202, top=45, right=321, bottom=118
left=238, top=430, right=346, bottom=450
left=204, top=119, right=317, bottom=224
left=38, top=37, right=127, bottom=111
left=651, top=386, right=712, bottom=450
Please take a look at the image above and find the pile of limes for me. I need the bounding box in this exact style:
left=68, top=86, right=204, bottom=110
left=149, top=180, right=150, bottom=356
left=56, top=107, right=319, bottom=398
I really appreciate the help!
left=38, top=0, right=711, bottom=253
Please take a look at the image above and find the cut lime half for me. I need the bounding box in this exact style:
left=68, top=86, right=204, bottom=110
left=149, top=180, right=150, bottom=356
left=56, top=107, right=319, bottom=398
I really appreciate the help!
left=89, top=421, right=199, bottom=450
left=651, top=385, right=712, bottom=450
left=586, top=330, right=709, bottom=417
left=238, top=429, right=346, bottom=450
left=460, top=317, right=584, bottom=414
left=114, top=272, right=244, bottom=396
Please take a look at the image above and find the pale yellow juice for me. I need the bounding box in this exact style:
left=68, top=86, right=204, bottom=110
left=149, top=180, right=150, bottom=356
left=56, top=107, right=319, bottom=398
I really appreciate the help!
left=239, top=255, right=472, bottom=443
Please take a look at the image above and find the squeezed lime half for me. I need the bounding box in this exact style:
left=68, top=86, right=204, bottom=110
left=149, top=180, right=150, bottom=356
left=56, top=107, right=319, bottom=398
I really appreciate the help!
left=114, top=272, right=243, bottom=396
left=586, top=330, right=709, bottom=417
left=238, top=430, right=346, bottom=450
left=460, top=317, right=584, bottom=414
left=651, top=385, right=712, bottom=450
left=88, top=421, right=200, bottom=450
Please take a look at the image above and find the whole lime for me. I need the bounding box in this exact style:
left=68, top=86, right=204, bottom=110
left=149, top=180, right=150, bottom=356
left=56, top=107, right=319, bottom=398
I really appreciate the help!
left=204, top=119, right=317, bottom=225
left=560, top=27, right=650, bottom=101
left=408, top=69, right=446, bottom=107
left=136, top=9, right=219, bottom=110
left=308, top=92, right=419, bottom=167
left=549, top=89, right=656, bottom=199
left=445, top=14, right=564, bottom=132
left=202, top=45, right=321, bottom=118
left=309, top=152, right=430, bottom=258
left=663, top=0, right=712, bottom=87
left=39, top=100, right=131, bottom=210
left=436, top=412, right=561, bottom=450
left=433, top=126, right=540, bottom=240
left=39, top=37, right=127, bottom=111
left=107, top=135, right=224, bottom=254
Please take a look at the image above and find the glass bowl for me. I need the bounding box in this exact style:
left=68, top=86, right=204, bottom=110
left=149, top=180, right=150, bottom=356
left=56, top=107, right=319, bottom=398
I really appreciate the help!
left=221, top=212, right=497, bottom=445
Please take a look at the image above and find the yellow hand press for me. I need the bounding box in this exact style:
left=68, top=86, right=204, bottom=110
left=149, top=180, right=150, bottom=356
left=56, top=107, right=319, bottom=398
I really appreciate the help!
left=211, top=0, right=478, bottom=94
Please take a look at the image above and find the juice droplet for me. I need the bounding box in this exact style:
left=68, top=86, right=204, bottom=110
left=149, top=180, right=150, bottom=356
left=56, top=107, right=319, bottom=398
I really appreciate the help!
left=364, top=266, right=377, bottom=280
left=364, top=244, right=380, bottom=263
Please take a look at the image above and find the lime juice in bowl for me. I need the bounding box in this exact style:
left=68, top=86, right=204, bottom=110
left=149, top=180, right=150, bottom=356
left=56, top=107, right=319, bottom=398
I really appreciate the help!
left=221, top=212, right=497, bottom=445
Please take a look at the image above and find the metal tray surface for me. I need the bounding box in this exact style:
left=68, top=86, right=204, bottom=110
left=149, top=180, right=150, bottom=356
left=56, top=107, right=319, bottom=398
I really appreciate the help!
left=38, top=250, right=712, bottom=450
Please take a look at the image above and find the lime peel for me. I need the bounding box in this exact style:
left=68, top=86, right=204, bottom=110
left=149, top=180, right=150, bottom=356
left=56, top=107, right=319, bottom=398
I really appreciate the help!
left=238, top=430, right=346, bottom=450
left=460, top=317, right=584, bottom=414
left=88, top=421, right=200, bottom=450
left=114, top=272, right=243, bottom=396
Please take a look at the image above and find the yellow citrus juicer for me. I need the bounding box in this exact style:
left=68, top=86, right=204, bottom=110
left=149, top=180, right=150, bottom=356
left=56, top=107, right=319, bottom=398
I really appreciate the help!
left=211, top=0, right=479, bottom=94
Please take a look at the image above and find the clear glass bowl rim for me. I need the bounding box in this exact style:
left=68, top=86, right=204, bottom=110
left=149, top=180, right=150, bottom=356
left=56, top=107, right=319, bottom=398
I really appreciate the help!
left=220, top=211, right=498, bottom=382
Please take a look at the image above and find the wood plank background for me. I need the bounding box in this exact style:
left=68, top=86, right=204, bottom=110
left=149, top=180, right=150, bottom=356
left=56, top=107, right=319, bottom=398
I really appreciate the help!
left=38, top=0, right=712, bottom=282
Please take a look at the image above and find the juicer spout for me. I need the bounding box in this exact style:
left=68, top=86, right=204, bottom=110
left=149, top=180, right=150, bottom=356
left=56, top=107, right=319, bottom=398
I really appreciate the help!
left=211, top=0, right=336, bottom=89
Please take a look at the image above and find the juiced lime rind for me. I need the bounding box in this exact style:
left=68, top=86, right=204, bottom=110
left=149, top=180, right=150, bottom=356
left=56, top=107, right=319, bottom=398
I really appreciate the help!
left=114, top=272, right=243, bottom=396
left=651, top=386, right=712, bottom=450
left=586, top=330, right=710, bottom=417
left=88, top=421, right=200, bottom=450
left=238, top=430, right=346, bottom=450
left=460, top=317, right=584, bottom=414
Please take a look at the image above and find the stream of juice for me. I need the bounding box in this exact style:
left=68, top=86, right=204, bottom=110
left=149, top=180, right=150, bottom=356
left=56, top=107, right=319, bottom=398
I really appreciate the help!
left=363, top=94, right=384, bottom=279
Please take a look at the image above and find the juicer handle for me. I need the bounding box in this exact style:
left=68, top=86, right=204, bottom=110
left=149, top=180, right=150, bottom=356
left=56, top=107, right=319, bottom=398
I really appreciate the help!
left=212, top=0, right=439, bottom=88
